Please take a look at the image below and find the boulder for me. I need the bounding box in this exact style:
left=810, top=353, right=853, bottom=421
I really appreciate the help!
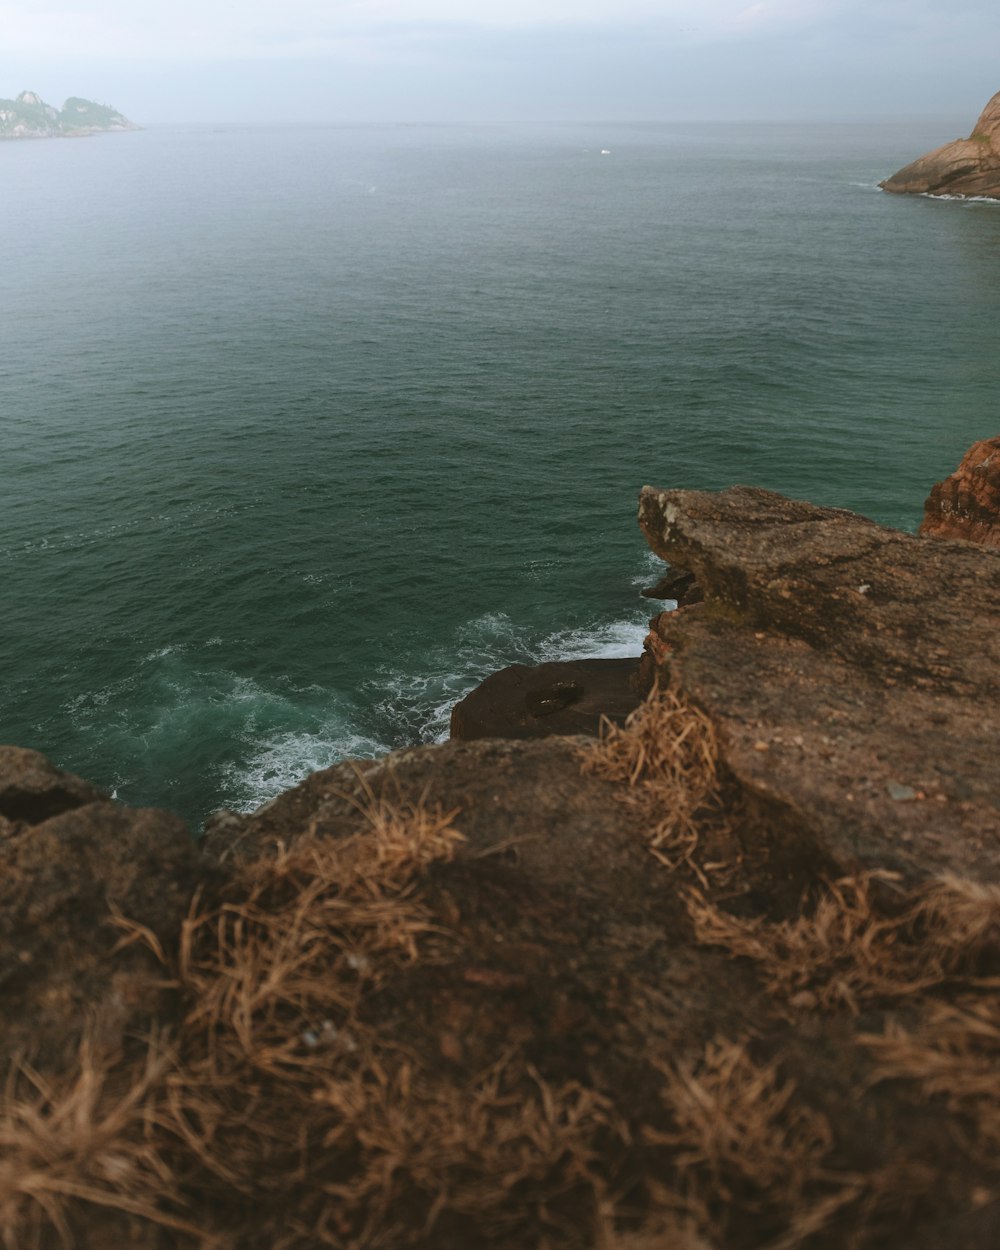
left=449, top=657, right=642, bottom=741
left=880, top=89, right=1000, bottom=197
left=920, top=434, right=1000, bottom=546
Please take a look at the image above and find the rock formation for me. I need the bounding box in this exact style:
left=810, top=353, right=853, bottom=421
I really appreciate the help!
left=637, top=484, right=1000, bottom=888
left=3, top=450, right=1000, bottom=1249
left=920, top=434, right=1000, bottom=545
left=450, top=657, right=642, bottom=740
left=880, top=89, right=1000, bottom=198
left=0, top=90, right=137, bottom=139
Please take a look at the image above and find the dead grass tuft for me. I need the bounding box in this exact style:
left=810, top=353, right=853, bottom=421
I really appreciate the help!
left=2, top=783, right=477, bottom=1249
left=905, top=875, right=1000, bottom=979
left=0, top=1038, right=197, bottom=1250
left=582, top=686, right=724, bottom=874
left=594, top=1208, right=718, bottom=1250
left=862, top=995, right=1000, bottom=1159
left=310, top=1053, right=627, bottom=1244
left=643, top=1038, right=856, bottom=1245
left=686, top=873, right=1000, bottom=1015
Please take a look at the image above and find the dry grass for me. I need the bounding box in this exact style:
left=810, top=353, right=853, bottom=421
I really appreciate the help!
left=594, top=1210, right=718, bottom=1250
left=0, top=1039, right=197, bottom=1250
left=686, top=874, right=1000, bottom=1014
left=862, top=995, right=1000, bottom=1160
left=309, top=1055, right=626, bottom=1245
left=6, top=757, right=1000, bottom=1249
left=643, top=1039, right=858, bottom=1248
left=582, top=686, right=725, bottom=875
left=0, top=780, right=634, bottom=1249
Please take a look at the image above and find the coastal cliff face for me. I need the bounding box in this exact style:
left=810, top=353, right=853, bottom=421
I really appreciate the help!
left=880, top=89, right=1000, bottom=197
left=2, top=446, right=1000, bottom=1250
left=920, top=434, right=1000, bottom=546
left=0, top=90, right=137, bottom=139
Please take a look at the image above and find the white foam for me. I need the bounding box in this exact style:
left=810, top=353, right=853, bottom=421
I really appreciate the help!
left=222, top=725, right=389, bottom=813
left=364, top=603, right=654, bottom=747
left=534, top=615, right=649, bottom=662
left=917, top=192, right=1000, bottom=205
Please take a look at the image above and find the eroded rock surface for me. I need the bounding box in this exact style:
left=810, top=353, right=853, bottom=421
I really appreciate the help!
left=920, top=434, right=1000, bottom=546
left=638, top=484, right=1000, bottom=887
left=881, top=89, right=1000, bottom=197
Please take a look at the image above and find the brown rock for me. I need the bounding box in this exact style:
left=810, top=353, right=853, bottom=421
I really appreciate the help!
left=881, top=89, right=1000, bottom=198
left=0, top=745, right=106, bottom=824
left=920, top=435, right=1000, bottom=546
left=8, top=476, right=1000, bottom=1249
left=0, top=782, right=207, bottom=1066
left=449, top=657, right=642, bottom=741
left=638, top=484, right=1000, bottom=887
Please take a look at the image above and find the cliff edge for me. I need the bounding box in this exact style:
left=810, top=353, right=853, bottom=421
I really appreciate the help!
left=880, top=89, right=1000, bottom=198
left=2, top=443, right=1000, bottom=1250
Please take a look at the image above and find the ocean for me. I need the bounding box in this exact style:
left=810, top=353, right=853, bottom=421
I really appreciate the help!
left=2, top=119, right=998, bottom=827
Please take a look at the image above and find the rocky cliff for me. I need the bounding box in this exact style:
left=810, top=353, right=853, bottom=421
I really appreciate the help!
left=920, top=434, right=1000, bottom=546
left=880, top=89, right=1000, bottom=198
left=0, top=90, right=137, bottom=139
left=2, top=443, right=1000, bottom=1250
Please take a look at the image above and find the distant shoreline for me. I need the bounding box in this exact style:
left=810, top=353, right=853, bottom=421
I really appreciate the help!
left=0, top=90, right=137, bottom=141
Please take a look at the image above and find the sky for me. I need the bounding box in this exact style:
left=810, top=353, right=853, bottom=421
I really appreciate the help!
left=1, top=0, right=998, bottom=125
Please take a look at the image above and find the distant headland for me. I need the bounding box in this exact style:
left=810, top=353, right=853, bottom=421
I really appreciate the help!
left=881, top=88, right=1000, bottom=199
left=0, top=90, right=137, bottom=140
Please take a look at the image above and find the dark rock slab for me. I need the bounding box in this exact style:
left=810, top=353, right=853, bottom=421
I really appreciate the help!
left=449, top=657, right=642, bottom=741
left=638, top=484, right=1000, bottom=886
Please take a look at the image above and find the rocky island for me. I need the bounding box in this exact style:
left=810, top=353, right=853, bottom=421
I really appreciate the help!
left=1, top=442, right=999, bottom=1249
left=881, top=88, right=1000, bottom=198
left=0, top=90, right=137, bottom=140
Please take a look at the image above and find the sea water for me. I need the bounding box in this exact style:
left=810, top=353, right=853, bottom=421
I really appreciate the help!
left=2, top=119, right=998, bottom=826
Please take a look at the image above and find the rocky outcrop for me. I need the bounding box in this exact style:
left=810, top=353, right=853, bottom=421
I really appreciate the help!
left=4, top=456, right=1000, bottom=1249
left=880, top=89, right=1000, bottom=197
left=450, top=657, right=642, bottom=740
left=0, top=748, right=207, bottom=1069
left=0, top=90, right=137, bottom=139
left=920, top=435, right=1000, bottom=545
left=638, top=484, right=1000, bottom=888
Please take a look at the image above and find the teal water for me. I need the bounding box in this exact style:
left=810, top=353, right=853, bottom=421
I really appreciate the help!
left=3, top=120, right=998, bottom=827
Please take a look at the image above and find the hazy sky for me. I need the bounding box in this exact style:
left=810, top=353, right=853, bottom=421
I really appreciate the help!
left=2, top=0, right=998, bottom=125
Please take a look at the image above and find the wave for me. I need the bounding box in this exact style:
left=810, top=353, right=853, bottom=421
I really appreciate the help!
left=220, top=724, right=390, bottom=814
left=215, top=605, right=653, bottom=815
left=59, top=597, right=656, bottom=822
left=360, top=607, right=651, bottom=751
left=918, top=192, right=1000, bottom=205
